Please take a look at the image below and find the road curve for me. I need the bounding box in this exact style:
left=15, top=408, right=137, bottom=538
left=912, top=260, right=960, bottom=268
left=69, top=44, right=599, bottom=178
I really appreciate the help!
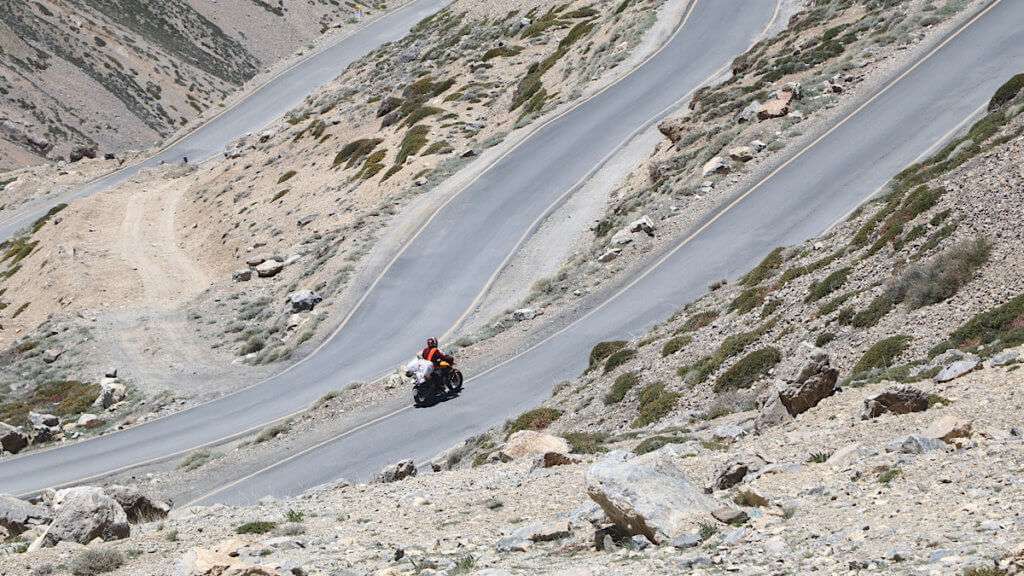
left=0, top=0, right=450, bottom=243
left=192, top=0, right=1024, bottom=504
left=0, top=0, right=779, bottom=496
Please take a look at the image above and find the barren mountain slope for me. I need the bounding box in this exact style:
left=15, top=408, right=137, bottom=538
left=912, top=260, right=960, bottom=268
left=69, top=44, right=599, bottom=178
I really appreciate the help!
left=4, top=81, right=1024, bottom=575
left=0, top=0, right=390, bottom=170
left=457, top=0, right=988, bottom=342
left=0, top=0, right=673, bottom=449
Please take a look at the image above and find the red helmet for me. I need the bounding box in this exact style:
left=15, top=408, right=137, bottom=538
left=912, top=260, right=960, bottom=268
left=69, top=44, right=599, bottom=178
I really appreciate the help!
left=426, top=337, right=438, bottom=348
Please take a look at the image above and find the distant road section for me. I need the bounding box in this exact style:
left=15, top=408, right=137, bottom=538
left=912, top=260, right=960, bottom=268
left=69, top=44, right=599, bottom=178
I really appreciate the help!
left=0, top=0, right=449, bottom=242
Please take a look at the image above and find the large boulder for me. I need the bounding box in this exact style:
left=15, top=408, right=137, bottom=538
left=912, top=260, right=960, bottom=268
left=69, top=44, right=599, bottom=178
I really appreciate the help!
left=0, top=423, right=29, bottom=454
left=93, top=378, right=127, bottom=409
left=758, top=91, right=794, bottom=120
left=756, top=343, right=838, bottom=430
left=375, top=459, right=417, bottom=483
left=42, top=486, right=129, bottom=546
left=586, top=447, right=720, bottom=544
left=0, top=495, right=51, bottom=536
left=923, top=415, right=973, bottom=444
left=861, top=386, right=929, bottom=420
left=255, top=259, right=284, bottom=278
left=934, top=357, right=979, bottom=382
left=286, top=290, right=322, bottom=312
left=104, top=485, right=170, bottom=523
left=712, top=454, right=767, bottom=490
left=500, top=431, right=570, bottom=461
left=701, top=156, right=730, bottom=177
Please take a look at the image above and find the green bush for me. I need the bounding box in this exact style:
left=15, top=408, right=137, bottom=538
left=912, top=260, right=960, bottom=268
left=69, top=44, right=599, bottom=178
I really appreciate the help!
left=852, top=335, right=911, bottom=376
left=395, top=125, right=430, bottom=165
left=850, top=293, right=896, bottom=328
left=564, top=431, right=609, bottom=454
left=714, top=347, right=782, bottom=391
left=236, top=521, right=277, bottom=534
left=729, top=287, right=766, bottom=314
left=605, top=371, right=639, bottom=405
left=604, top=348, right=636, bottom=373
left=740, top=247, right=784, bottom=286
left=70, top=548, right=124, bottom=575
left=930, top=293, right=1024, bottom=355
left=631, top=383, right=679, bottom=428
left=277, top=170, right=297, bottom=184
left=988, top=73, right=1024, bottom=111
left=588, top=341, right=627, bottom=371
left=507, top=407, right=563, bottom=435
left=482, top=45, right=523, bottom=61
left=660, top=335, right=692, bottom=357
left=805, top=267, right=851, bottom=302
left=634, top=434, right=690, bottom=455
left=889, top=237, right=991, bottom=309
left=676, top=310, right=718, bottom=334
left=333, top=138, right=382, bottom=168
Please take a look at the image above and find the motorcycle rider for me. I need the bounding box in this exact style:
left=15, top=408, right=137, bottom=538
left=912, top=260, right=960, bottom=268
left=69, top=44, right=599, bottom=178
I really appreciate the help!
left=421, top=337, right=453, bottom=392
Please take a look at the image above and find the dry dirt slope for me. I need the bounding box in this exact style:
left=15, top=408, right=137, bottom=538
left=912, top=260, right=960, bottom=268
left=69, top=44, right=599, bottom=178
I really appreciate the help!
left=0, top=0, right=389, bottom=170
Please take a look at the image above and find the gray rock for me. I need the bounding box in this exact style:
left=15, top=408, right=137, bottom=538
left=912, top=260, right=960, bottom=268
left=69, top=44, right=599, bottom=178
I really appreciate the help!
left=232, top=269, right=252, bottom=282
left=673, top=554, right=713, bottom=569
left=376, top=96, right=403, bottom=118
left=41, top=349, right=63, bottom=364
left=0, top=495, right=51, bottom=536
left=93, top=379, right=127, bottom=409
left=512, top=308, right=537, bottom=321
left=0, top=423, right=28, bottom=454
left=991, top=350, right=1019, bottom=366
left=861, top=385, right=930, bottom=420
left=935, top=358, right=980, bottom=382
left=627, top=215, right=655, bottom=236
left=756, top=343, right=838, bottom=430
left=104, top=485, right=170, bottom=523
left=728, top=146, right=754, bottom=162
left=286, top=290, right=323, bottom=312
left=886, top=434, right=947, bottom=454
left=43, top=486, right=130, bottom=546
left=29, top=412, right=59, bottom=428
left=585, top=447, right=720, bottom=544
left=255, top=259, right=284, bottom=278
left=713, top=454, right=767, bottom=490
left=723, top=527, right=748, bottom=545
left=670, top=533, right=701, bottom=549
left=510, top=519, right=571, bottom=542
left=736, top=100, right=761, bottom=123
left=494, top=535, right=531, bottom=552
left=375, top=459, right=417, bottom=483
left=701, top=156, right=730, bottom=177
left=712, top=507, right=748, bottom=526
left=712, top=424, right=746, bottom=441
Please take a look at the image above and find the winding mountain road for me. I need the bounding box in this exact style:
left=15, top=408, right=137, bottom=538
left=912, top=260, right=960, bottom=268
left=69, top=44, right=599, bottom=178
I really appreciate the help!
left=3, top=0, right=1022, bottom=505
left=0, top=0, right=780, bottom=496
left=0, top=0, right=449, bottom=242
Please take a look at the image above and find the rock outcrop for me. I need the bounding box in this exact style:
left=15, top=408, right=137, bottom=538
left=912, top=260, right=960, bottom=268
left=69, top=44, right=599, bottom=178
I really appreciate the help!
left=586, top=447, right=719, bottom=544
left=41, top=487, right=130, bottom=546
left=861, top=385, right=929, bottom=420
left=756, top=343, right=839, bottom=430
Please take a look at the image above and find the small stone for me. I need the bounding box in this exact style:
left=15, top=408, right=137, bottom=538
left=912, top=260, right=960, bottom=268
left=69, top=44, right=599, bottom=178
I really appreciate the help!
left=232, top=269, right=252, bottom=282
left=712, top=507, right=748, bottom=526
left=255, top=259, right=284, bottom=278
left=670, top=533, right=701, bottom=549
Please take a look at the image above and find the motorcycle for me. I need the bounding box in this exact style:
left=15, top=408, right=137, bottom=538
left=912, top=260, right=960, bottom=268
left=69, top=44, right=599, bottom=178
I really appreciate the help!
left=412, top=360, right=463, bottom=406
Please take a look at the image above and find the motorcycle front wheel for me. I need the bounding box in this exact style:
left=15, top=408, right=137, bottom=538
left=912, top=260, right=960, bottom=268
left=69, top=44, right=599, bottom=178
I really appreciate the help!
left=448, top=369, right=464, bottom=392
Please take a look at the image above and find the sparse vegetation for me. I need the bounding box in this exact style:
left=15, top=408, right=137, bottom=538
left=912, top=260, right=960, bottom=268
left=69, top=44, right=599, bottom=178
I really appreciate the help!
left=179, top=449, right=217, bottom=471
left=888, top=237, right=991, bottom=309
left=236, top=520, right=277, bottom=535
left=807, top=451, right=832, bottom=464
left=631, top=383, right=679, bottom=428
left=507, top=407, right=563, bottom=435
left=661, top=335, right=692, bottom=357
left=605, top=371, right=639, bottom=405
left=255, top=420, right=291, bottom=443
left=69, top=548, right=124, bottom=575
left=931, top=293, right=1024, bottom=355
left=603, top=348, right=636, bottom=373
left=805, top=267, right=851, bottom=303
left=852, top=335, right=912, bottom=377
left=277, top=170, right=297, bottom=184
left=714, top=347, right=782, bottom=392
left=588, top=341, right=627, bottom=372
left=564, top=431, right=609, bottom=454
left=634, top=434, right=690, bottom=455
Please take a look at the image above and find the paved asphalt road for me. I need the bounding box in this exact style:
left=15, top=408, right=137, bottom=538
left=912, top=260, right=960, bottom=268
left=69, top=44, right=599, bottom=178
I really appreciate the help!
left=0, top=0, right=449, bottom=242
left=0, top=0, right=779, bottom=496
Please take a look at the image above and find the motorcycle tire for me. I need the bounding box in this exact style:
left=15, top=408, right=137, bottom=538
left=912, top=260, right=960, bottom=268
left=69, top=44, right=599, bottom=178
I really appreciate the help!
left=448, top=369, right=464, bottom=392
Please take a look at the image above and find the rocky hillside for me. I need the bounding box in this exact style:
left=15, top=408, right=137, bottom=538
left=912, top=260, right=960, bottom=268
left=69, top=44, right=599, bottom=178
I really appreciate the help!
left=0, top=0, right=390, bottom=170
left=0, top=0, right=673, bottom=455
left=2, top=70, right=1023, bottom=576
left=464, top=0, right=988, bottom=337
